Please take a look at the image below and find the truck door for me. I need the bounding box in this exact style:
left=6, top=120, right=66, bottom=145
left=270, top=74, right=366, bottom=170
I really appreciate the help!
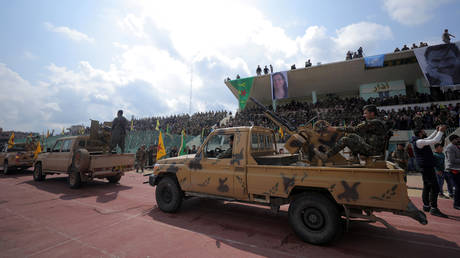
left=55, top=139, right=73, bottom=171
left=43, top=140, right=63, bottom=171
left=191, top=133, right=234, bottom=197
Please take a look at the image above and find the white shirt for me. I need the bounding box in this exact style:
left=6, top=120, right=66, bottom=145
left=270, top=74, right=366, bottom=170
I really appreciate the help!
left=415, top=130, right=444, bottom=149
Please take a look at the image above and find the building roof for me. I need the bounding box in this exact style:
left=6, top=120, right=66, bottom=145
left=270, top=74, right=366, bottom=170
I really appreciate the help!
left=225, top=50, right=425, bottom=107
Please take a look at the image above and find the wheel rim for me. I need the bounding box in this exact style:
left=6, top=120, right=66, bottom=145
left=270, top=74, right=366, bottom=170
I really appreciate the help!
left=161, top=187, right=173, bottom=204
left=301, top=207, right=325, bottom=231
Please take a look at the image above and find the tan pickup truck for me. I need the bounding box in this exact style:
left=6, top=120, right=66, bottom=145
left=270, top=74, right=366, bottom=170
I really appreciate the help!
left=0, top=143, right=35, bottom=175
left=34, top=136, right=134, bottom=188
left=148, top=126, right=427, bottom=245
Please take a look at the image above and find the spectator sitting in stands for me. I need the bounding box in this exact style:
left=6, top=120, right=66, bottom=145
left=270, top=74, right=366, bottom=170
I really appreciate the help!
left=305, top=59, right=312, bottom=67
left=402, top=44, right=410, bottom=51
left=411, top=43, right=418, bottom=49
left=291, top=64, right=296, bottom=70
left=394, top=47, right=400, bottom=52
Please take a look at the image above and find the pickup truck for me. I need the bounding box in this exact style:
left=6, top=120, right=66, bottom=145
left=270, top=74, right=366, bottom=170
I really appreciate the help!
left=0, top=143, right=35, bottom=175
left=147, top=126, right=427, bottom=245
left=33, top=136, right=134, bottom=188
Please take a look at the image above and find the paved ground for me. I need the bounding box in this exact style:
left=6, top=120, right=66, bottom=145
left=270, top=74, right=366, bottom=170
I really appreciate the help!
left=1, top=169, right=459, bottom=258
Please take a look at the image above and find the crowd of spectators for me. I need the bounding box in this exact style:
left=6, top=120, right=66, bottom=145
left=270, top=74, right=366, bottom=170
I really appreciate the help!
left=228, top=90, right=460, bottom=131
left=132, top=111, right=228, bottom=136
left=345, top=47, right=363, bottom=60
left=394, top=42, right=428, bottom=52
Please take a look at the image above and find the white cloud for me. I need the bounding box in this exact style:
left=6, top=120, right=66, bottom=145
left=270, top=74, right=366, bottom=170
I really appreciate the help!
left=0, top=64, right=51, bottom=131
left=383, top=0, right=451, bottom=26
left=44, top=22, right=95, bottom=43
left=333, top=22, right=393, bottom=53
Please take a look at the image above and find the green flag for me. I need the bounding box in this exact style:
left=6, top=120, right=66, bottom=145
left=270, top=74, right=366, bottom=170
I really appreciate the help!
left=230, top=77, right=255, bottom=110
left=178, top=129, right=188, bottom=156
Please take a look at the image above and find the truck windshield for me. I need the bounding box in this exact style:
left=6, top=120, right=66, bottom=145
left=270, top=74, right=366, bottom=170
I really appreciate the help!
left=204, top=134, right=232, bottom=158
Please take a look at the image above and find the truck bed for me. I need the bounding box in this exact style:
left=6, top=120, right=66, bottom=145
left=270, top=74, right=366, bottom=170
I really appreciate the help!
left=246, top=163, right=409, bottom=212
left=89, top=153, right=134, bottom=171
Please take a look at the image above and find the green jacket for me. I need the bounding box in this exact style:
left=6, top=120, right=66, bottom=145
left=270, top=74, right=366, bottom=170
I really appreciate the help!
left=433, top=152, right=445, bottom=173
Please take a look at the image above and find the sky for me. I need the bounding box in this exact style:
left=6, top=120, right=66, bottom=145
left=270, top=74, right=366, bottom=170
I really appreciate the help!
left=0, top=0, right=459, bottom=132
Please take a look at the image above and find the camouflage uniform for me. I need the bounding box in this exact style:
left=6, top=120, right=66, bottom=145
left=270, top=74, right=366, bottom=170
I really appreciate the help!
left=327, top=119, right=387, bottom=158
left=135, top=147, right=146, bottom=173
left=392, top=149, right=409, bottom=170
left=111, top=115, right=128, bottom=153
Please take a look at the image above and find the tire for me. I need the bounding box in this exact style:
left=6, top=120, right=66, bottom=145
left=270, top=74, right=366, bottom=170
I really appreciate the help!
left=72, top=149, right=90, bottom=171
left=3, top=161, right=9, bottom=175
left=107, top=174, right=122, bottom=184
left=288, top=192, right=340, bottom=245
left=33, top=163, right=46, bottom=181
left=68, top=167, right=82, bottom=189
left=155, top=176, right=183, bottom=213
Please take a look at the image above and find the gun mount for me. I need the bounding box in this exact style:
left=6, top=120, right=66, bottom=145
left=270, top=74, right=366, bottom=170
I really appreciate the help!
left=249, top=97, right=349, bottom=165
left=87, top=120, right=112, bottom=152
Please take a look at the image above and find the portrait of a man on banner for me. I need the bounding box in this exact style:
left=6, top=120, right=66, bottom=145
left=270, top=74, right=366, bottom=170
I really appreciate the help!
left=414, top=42, right=460, bottom=87
left=271, top=71, right=289, bottom=100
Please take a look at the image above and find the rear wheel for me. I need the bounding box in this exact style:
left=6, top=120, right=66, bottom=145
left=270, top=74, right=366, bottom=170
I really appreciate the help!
left=107, top=174, right=122, bottom=184
left=3, top=161, right=9, bottom=175
left=68, top=167, right=82, bottom=189
left=156, top=176, right=183, bottom=213
left=288, top=192, right=340, bottom=245
left=33, top=163, right=45, bottom=181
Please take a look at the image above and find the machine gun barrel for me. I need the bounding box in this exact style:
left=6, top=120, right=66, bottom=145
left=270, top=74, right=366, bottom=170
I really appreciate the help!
left=249, top=97, right=297, bottom=134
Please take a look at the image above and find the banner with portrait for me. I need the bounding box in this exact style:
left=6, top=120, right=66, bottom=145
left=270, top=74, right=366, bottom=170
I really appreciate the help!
left=271, top=71, right=289, bottom=100
left=413, top=41, right=460, bottom=87
left=359, top=80, right=406, bottom=100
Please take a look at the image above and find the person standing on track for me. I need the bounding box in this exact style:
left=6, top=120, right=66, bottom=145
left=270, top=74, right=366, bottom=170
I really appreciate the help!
left=411, top=125, right=448, bottom=217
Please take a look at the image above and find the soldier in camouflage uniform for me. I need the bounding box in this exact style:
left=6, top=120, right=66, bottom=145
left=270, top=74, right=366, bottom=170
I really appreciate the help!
left=110, top=110, right=128, bottom=153
left=316, top=105, right=388, bottom=161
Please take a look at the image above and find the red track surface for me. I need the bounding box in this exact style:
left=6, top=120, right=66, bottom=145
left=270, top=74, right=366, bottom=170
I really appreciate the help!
left=1, top=170, right=459, bottom=258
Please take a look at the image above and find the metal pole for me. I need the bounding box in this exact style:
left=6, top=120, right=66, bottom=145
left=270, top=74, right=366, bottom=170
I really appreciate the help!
left=189, top=64, right=193, bottom=115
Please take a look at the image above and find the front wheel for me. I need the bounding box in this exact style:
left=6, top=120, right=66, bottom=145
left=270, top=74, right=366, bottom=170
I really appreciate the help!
left=107, top=174, right=122, bottom=184
left=68, top=167, right=82, bottom=189
left=288, top=192, right=340, bottom=245
left=33, top=163, right=46, bottom=181
left=155, top=177, right=183, bottom=213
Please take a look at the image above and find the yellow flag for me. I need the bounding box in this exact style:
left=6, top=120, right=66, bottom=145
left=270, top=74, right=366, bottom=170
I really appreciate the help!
left=46, top=130, right=50, bottom=138
left=34, top=142, right=42, bottom=159
left=61, top=127, right=65, bottom=135
left=155, top=120, right=160, bottom=131
left=279, top=127, right=284, bottom=138
left=130, top=120, right=134, bottom=131
left=8, top=132, right=15, bottom=148
left=156, top=131, right=166, bottom=160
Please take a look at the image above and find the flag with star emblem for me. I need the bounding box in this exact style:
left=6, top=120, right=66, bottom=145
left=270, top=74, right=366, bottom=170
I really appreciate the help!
left=229, top=77, right=255, bottom=110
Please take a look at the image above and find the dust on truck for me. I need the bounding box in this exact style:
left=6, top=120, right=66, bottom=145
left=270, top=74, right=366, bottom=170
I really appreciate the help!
left=33, top=121, right=134, bottom=188
left=147, top=124, right=427, bottom=245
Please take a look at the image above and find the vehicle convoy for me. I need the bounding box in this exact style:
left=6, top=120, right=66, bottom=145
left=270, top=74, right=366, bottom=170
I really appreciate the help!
left=147, top=98, right=427, bottom=245
left=1, top=142, right=36, bottom=175
left=33, top=121, right=134, bottom=188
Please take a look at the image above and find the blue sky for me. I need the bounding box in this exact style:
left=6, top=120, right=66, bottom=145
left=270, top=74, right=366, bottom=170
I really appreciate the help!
left=0, top=0, right=459, bottom=132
